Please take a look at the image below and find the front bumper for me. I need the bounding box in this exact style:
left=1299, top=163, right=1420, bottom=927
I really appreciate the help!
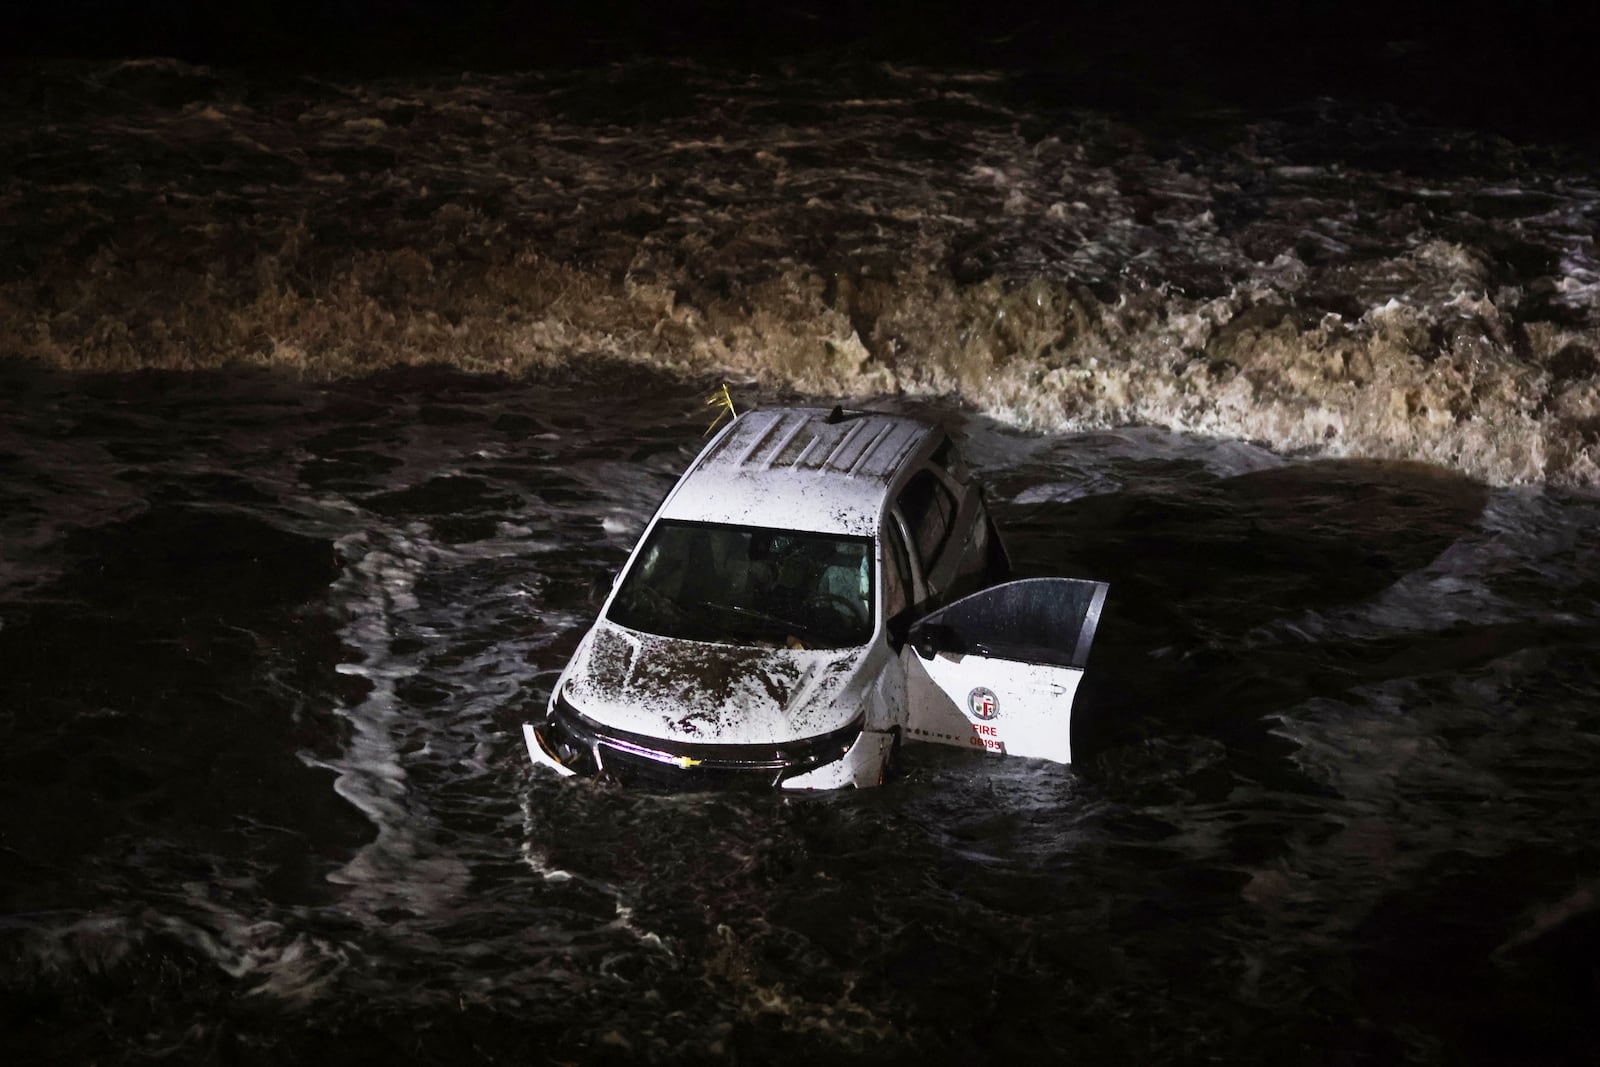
left=523, top=694, right=890, bottom=790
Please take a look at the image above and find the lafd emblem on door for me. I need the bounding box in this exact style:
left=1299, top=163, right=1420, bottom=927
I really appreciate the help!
left=967, top=687, right=998, bottom=720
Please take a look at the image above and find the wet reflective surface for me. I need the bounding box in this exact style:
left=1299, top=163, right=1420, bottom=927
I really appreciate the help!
left=3, top=363, right=1597, bottom=1063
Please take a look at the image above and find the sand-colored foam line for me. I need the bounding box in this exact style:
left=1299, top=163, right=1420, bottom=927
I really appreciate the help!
left=3, top=246, right=1595, bottom=490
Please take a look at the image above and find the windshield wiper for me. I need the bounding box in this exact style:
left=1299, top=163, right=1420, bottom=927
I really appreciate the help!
left=695, top=600, right=836, bottom=647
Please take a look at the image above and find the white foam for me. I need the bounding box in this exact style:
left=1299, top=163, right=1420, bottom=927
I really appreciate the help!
left=318, top=529, right=471, bottom=918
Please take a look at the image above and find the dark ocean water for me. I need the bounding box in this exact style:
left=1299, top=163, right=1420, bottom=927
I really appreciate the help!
left=1, top=363, right=1597, bottom=1064
left=1, top=30, right=1599, bottom=1065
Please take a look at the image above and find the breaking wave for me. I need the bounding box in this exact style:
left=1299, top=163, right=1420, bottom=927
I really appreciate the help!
left=3, top=57, right=1597, bottom=487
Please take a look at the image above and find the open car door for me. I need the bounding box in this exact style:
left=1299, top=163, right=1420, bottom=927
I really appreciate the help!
left=902, top=578, right=1108, bottom=764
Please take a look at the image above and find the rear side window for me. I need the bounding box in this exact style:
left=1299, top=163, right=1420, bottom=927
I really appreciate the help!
left=897, top=469, right=957, bottom=570
left=882, top=521, right=915, bottom=617
left=929, top=436, right=970, bottom=483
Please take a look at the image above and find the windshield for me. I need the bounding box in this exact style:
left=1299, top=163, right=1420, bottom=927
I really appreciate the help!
left=607, top=521, right=875, bottom=649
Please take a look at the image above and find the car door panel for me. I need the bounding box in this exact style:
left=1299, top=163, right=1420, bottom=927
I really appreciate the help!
left=901, top=577, right=1108, bottom=764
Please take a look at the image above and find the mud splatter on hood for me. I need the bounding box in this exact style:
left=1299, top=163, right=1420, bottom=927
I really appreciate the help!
left=562, top=620, right=867, bottom=744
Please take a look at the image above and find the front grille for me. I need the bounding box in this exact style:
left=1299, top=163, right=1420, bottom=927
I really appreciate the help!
left=539, top=692, right=862, bottom=789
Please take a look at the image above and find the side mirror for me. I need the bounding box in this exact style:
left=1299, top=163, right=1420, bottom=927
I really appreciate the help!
left=909, top=622, right=962, bottom=661
left=886, top=612, right=910, bottom=653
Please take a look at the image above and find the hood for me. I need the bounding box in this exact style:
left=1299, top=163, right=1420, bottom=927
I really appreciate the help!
left=561, top=620, right=869, bottom=745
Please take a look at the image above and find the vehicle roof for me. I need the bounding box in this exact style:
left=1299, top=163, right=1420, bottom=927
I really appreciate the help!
left=658, top=407, right=934, bottom=537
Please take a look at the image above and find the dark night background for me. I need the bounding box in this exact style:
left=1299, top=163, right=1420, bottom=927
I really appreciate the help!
left=5, top=1, right=1598, bottom=143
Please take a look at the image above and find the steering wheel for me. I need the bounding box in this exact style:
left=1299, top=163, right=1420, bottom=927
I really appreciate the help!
left=804, top=592, right=867, bottom=626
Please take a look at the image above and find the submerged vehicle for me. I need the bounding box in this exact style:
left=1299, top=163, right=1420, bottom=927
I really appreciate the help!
left=523, top=405, right=1108, bottom=790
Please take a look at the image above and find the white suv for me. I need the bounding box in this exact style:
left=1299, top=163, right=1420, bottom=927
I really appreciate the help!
left=523, top=406, right=1107, bottom=790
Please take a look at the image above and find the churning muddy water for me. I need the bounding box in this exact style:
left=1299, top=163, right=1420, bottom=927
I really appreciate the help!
left=4, top=58, right=1598, bottom=486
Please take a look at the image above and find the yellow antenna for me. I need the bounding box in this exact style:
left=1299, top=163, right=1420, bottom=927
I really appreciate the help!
left=704, top=382, right=737, bottom=436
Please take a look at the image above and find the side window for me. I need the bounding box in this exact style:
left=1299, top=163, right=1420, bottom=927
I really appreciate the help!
left=897, top=469, right=957, bottom=572
left=881, top=521, right=914, bottom=618
left=944, top=491, right=997, bottom=600
left=929, top=435, right=971, bottom=483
